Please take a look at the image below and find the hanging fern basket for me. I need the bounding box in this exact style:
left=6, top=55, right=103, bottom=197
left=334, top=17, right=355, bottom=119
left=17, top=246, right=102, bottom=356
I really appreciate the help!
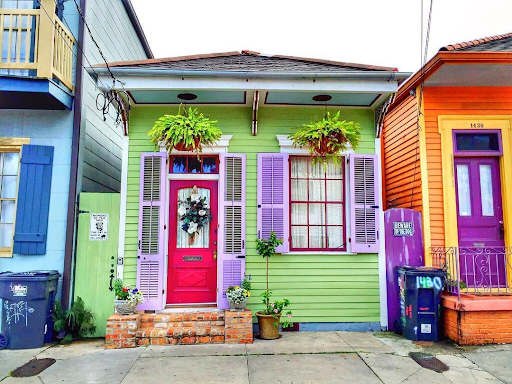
left=148, top=105, right=222, bottom=154
left=289, top=111, right=362, bottom=162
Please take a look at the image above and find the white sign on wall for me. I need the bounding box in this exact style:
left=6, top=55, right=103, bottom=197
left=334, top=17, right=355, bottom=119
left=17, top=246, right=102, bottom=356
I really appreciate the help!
left=90, top=213, right=109, bottom=241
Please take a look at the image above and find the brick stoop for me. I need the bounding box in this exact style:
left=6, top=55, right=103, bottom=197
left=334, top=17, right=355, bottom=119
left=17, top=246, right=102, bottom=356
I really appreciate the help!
left=137, top=309, right=226, bottom=346
left=105, top=309, right=253, bottom=348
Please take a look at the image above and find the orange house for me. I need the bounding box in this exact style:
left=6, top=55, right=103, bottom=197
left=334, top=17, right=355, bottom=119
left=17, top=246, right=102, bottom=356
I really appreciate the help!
left=382, top=33, right=512, bottom=345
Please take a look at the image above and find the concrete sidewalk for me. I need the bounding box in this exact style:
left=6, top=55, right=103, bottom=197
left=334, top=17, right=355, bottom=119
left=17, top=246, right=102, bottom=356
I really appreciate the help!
left=1, top=332, right=511, bottom=383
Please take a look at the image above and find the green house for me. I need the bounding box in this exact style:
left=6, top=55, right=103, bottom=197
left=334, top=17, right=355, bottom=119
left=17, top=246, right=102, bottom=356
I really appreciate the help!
left=89, top=51, right=409, bottom=330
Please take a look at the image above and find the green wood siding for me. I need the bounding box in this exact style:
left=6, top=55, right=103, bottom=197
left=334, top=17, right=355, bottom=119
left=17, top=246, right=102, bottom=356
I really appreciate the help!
left=125, top=105, right=379, bottom=323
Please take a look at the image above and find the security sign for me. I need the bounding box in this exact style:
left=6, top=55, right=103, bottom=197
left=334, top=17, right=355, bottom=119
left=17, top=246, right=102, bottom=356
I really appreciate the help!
left=90, top=213, right=109, bottom=241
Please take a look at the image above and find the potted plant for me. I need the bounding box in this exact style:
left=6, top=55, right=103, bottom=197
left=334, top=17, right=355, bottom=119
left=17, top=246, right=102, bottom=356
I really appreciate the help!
left=255, top=232, right=293, bottom=339
left=289, top=111, right=361, bottom=163
left=114, top=278, right=144, bottom=315
left=226, top=276, right=251, bottom=311
left=148, top=105, right=223, bottom=154
left=178, top=187, right=212, bottom=244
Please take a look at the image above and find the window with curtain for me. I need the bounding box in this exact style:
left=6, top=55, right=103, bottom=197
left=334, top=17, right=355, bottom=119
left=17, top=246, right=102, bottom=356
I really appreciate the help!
left=0, top=151, right=20, bottom=256
left=290, top=156, right=345, bottom=251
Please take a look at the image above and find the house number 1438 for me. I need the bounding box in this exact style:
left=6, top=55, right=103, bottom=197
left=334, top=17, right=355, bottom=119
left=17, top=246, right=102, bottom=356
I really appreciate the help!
left=470, top=123, right=484, bottom=128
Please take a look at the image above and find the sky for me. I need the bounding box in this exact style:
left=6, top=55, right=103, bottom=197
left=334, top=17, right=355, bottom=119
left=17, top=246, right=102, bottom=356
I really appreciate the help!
left=130, top=0, right=512, bottom=74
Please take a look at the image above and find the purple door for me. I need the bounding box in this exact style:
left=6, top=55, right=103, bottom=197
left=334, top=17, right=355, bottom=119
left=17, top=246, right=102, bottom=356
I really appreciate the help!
left=454, top=157, right=506, bottom=288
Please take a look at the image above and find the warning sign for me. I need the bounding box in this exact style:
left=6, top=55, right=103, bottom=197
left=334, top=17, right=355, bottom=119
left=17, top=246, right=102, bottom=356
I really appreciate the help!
left=90, top=213, right=109, bottom=241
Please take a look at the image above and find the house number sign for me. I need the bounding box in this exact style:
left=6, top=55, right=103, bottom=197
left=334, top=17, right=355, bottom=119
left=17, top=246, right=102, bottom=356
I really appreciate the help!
left=90, top=213, right=109, bottom=241
left=393, top=221, right=414, bottom=237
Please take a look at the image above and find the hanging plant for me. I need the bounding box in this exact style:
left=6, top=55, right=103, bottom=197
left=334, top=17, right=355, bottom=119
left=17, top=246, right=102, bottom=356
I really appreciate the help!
left=288, top=111, right=361, bottom=163
left=148, top=105, right=223, bottom=154
left=178, top=187, right=212, bottom=243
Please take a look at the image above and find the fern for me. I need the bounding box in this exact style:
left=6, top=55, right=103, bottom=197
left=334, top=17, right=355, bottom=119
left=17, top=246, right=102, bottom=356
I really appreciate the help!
left=52, top=297, right=97, bottom=344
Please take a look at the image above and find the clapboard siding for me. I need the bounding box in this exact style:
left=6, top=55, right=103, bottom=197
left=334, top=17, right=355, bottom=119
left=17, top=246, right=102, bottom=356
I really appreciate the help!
left=80, top=0, right=148, bottom=192
left=124, top=106, right=380, bottom=323
left=382, top=94, right=422, bottom=210
left=423, top=86, right=512, bottom=248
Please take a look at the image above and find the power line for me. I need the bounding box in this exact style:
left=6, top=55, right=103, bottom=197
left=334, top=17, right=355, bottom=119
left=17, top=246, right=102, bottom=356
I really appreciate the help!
left=37, top=0, right=106, bottom=89
left=410, top=0, right=434, bottom=209
left=71, top=0, right=116, bottom=86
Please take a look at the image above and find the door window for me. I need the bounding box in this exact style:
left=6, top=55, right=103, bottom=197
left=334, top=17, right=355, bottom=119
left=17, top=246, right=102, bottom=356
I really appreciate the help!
left=176, top=187, right=210, bottom=248
left=456, top=164, right=471, bottom=216
left=479, top=164, right=494, bottom=216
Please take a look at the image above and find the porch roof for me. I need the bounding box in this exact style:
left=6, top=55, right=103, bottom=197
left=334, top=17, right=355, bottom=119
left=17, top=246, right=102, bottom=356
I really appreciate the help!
left=88, top=51, right=410, bottom=108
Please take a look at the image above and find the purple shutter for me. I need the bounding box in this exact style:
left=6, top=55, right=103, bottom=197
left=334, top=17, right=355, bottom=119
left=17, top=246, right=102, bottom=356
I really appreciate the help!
left=257, top=153, right=289, bottom=253
left=217, top=153, right=246, bottom=309
left=350, top=154, right=380, bottom=253
left=136, top=152, right=166, bottom=310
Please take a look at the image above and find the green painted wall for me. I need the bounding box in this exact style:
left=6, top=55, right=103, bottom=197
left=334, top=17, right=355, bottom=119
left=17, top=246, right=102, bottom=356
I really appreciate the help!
left=125, top=105, right=379, bottom=323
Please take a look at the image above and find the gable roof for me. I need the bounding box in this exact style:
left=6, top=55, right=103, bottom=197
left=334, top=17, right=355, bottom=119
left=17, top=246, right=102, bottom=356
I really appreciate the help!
left=440, top=32, right=512, bottom=52
left=97, top=50, right=397, bottom=72
left=121, top=0, right=153, bottom=59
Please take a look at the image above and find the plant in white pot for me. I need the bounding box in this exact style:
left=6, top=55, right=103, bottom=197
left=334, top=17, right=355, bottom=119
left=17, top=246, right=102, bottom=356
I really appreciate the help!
left=113, top=279, right=144, bottom=315
left=226, top=276, right=251, bottom=311
left=255, top=232, right=293, bottom=339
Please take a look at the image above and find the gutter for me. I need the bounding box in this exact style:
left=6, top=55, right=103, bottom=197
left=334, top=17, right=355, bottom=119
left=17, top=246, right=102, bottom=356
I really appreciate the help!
left=62, top=0, right=86, bottom=309
left=89, top=67, right=412, bottom=82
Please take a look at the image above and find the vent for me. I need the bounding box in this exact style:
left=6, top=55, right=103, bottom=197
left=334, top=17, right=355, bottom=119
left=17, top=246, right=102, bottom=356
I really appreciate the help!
left=224, top=206, right=243, bottom=254
left=141, top=206, right=159, bottom=255
left=261, top=156, right=284, bottom=204
left=222, top=259, right=242, bottom=297
left=353, top=157, right=375, bottom=205
left=143, top=156, right=162, bottom=202
left=224, top=157, right=242, bottom=202
left=139, top=261, right=160, bottom=299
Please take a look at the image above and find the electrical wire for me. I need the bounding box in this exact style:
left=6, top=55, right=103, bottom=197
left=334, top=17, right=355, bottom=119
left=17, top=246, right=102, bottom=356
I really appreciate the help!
left=36, top=0, right=107, bottom=89
left=410, top=0, right=434, bottom=209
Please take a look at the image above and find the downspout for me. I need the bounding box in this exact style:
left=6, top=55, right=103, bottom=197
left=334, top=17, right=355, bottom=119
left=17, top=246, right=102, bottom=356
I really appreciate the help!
left=62, top=0, right=86, bottom=308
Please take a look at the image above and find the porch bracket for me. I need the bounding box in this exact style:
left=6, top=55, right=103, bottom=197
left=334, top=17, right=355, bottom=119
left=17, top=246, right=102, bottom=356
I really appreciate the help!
left=252, top=91, right=259, bottom=136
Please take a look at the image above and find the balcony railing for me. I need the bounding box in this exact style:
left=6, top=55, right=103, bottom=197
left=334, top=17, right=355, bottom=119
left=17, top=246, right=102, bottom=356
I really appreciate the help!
left=0, top=2, right=75, bottom=91
left=431, top=247, right=512, bottom=299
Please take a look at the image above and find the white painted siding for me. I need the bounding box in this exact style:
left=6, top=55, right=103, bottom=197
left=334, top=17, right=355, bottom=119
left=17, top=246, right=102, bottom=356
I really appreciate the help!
left=79, top=0, right=148, bottom=192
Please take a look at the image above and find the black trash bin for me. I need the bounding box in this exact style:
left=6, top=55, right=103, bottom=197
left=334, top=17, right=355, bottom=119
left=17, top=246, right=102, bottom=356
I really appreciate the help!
left=397, top=266, right=446, bottom=342
left=0, top=271, right=60, bottom=349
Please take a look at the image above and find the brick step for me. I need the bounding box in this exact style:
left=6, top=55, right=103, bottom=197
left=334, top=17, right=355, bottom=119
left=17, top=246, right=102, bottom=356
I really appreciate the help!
left=137, top=324, right=225, bottom=338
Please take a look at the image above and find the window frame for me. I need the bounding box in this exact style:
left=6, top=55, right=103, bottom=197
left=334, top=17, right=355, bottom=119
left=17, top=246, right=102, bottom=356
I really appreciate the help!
left=289, top=155, right=347, bottom=252
left=169, top=155, right=219, bottom=175
left=0, top=138, right=28, bottom=258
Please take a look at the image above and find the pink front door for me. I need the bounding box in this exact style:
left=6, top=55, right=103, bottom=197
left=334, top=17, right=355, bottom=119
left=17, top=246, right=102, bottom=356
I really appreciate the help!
left=454, top=156, right=506, bottom=287
left=167, top=180, right=218, bottom=304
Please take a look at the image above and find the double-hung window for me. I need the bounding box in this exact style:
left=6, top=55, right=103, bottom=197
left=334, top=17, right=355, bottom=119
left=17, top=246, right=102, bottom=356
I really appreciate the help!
left=290, top=156, right=345, bottom=251
left=0, top=151, right=20, bottom=256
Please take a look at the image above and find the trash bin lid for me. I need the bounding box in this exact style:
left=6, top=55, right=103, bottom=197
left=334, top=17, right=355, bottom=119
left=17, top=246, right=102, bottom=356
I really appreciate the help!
left=0, top=270, right=60, bottom=281
left=397, top=266, right=445, bottom=275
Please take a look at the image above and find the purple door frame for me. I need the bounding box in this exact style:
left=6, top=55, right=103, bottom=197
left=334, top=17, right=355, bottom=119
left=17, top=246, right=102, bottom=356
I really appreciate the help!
left=454, top=156, right=506, bottom=287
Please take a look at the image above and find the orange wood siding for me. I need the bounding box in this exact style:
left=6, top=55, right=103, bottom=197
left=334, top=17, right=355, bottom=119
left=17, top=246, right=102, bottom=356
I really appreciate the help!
left=382, top=94, right=422, bottom=211
left=423, top=86, right=512, bottom=247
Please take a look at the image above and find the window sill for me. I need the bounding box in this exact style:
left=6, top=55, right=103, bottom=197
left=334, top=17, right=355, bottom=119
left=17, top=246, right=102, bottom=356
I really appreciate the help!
left=282, top=251, right=357, bottom=256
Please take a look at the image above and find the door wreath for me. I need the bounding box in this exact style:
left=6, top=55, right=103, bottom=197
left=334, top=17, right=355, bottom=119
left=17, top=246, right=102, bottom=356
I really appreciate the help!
left=178, top=186, right=212, bottom=244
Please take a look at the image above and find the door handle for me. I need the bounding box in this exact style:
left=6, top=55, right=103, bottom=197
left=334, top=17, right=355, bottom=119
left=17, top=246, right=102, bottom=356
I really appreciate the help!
left=213, top=250, right=217, bottom=261
left=109, top=274, right=114, bottom=291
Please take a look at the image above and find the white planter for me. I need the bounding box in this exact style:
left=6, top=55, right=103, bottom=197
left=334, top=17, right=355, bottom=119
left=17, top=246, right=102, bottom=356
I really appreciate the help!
left=114, top=299, right=136, bottom=315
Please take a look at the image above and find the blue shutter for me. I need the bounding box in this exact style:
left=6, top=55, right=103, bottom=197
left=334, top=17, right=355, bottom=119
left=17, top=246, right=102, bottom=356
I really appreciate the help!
left=13, top=145, right=54, bottom=255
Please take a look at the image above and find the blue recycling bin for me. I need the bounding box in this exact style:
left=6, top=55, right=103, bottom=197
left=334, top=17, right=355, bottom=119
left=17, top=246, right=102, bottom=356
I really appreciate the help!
left=0, top=271, right=60, bottom=349
left=397, top=266, right=446, bottom=342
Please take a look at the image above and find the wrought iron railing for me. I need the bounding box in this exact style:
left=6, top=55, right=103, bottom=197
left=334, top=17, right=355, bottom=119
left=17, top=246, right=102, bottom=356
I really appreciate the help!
left=0, top=0, right=75, bottom=91
left=431, top=247, right=512, bottom=299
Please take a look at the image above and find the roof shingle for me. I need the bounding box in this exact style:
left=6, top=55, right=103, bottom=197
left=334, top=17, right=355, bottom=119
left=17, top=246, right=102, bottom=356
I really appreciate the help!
left=98, top=51, right=397, bottom=72
left=440, top=32, right=512, bottom=52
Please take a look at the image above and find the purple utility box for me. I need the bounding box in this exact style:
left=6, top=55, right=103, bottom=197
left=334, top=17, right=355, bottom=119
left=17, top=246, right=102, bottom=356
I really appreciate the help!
left=385, top=208, right=424, bottom=332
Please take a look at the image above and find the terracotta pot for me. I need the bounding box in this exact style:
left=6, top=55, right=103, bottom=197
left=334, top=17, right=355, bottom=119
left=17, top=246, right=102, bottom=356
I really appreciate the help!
left=174, top=137, right=201, bottom=152
left=256, top=312, right=281, bottom=340
left=312, top=132, right=349, bottom=156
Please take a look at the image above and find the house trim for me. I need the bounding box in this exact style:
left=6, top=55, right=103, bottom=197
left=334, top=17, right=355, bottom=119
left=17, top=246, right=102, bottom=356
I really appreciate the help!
left=438, top=115, right=512, bottom=265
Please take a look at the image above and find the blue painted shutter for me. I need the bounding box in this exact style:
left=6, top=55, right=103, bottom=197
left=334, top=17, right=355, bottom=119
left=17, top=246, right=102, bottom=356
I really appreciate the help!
left=13, top=145, right=54, bottom=255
